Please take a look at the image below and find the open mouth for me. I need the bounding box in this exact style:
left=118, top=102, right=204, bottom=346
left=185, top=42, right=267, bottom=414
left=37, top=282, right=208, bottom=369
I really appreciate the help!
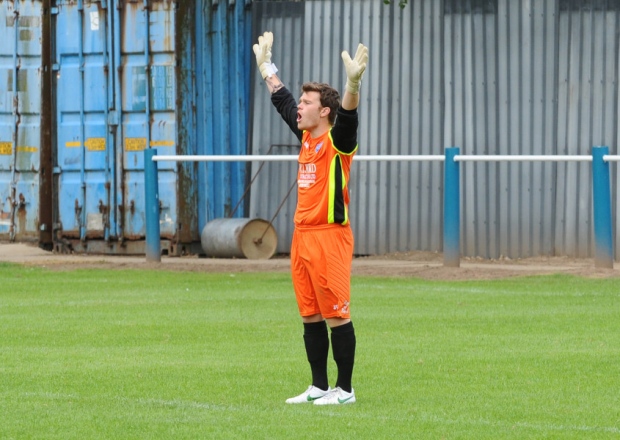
left=296, top=112, right=302, bottom=123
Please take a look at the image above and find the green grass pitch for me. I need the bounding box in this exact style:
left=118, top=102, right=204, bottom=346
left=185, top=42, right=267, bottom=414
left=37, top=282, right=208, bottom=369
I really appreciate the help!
left=1, top=262, right=618, bottom=439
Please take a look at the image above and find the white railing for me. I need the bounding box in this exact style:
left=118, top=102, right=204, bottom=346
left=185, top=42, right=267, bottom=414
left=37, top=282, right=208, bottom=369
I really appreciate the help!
left=146, top=149, right=618, bottom=268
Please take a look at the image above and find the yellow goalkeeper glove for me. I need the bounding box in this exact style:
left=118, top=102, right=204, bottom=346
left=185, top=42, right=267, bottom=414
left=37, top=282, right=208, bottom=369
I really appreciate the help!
left=341, top=43, right=369, bottom=94
left=253, top=31, right=278, bottom=79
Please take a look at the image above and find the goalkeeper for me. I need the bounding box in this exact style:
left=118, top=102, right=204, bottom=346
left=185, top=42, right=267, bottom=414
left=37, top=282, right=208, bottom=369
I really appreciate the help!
left=253, top=31, right=368, bottom=405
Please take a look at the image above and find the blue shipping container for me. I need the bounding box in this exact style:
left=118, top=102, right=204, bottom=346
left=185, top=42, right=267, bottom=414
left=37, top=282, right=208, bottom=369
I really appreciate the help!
left=48, top=0, right=251, bottom=254
left=0, top=0, right=44, bottom=241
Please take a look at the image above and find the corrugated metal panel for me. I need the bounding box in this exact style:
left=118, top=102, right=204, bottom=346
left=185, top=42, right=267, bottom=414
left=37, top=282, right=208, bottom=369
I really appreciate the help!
left=353, top=0, right=444, bottom=256
left=446, top=0, right=560, bottom=259
left=555, top=0, right=620, bottom=258
left=251, top=0, right=619, bottom=260
left=0, top=0, right=43, bottom=241
left=451, top=0, right=619, bottom=259
left=250, top=0, right=445, bottom=256
left=196, top=0, right=253, bottom=229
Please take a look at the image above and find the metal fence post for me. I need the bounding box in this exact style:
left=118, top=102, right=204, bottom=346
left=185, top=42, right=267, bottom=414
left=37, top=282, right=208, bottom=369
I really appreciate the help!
left=444, top=147, right=460, bottom=267
left=144, top=148, right=161, bottom=262
left=591, top=146, right=614, bottom=268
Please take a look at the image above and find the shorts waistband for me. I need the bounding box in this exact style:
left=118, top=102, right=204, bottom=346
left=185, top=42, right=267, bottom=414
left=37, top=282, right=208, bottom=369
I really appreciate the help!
left=294, top=223, right=351, bottom=231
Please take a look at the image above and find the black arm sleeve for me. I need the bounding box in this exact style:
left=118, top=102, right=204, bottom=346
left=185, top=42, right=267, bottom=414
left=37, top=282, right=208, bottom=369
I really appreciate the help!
left=270, top=87, right=303, bottom=142
left=330, top=107, right=359, bottom=154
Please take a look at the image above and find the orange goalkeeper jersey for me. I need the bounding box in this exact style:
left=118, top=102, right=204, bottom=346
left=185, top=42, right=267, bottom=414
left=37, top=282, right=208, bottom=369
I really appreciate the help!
left=295, top=130, right=356, bottom=226
left=270, top=87, right=359, bottom=227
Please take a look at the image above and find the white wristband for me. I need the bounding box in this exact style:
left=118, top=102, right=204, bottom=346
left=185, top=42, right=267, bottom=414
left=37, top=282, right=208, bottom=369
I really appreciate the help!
left=261, top=62, right=278, bottom=79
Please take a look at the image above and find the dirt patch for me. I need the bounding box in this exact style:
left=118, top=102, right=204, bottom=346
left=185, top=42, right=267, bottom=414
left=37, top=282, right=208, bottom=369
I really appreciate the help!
left=1, top=243, right=618, bottom=281
left=353, top=251, right=620, bottom=280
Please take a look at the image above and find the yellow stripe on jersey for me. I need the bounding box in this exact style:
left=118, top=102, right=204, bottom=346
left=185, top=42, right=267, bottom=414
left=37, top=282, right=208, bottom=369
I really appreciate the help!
left=328, top=153, right=349, bottom=225
left=328, top=156, right=336, bottom=223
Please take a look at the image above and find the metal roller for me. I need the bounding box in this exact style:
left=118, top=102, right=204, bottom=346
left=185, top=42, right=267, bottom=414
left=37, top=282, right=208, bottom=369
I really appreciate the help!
left=201, top=218, right=278, bottom=260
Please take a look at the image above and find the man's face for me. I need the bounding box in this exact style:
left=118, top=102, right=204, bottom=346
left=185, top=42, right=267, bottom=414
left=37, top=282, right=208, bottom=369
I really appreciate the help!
left=297, top=91, right=328, bottom=131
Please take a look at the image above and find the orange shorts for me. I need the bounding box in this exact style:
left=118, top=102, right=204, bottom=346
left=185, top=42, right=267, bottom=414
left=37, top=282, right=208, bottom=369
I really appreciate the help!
left=290, top=224, right=354, bottom=319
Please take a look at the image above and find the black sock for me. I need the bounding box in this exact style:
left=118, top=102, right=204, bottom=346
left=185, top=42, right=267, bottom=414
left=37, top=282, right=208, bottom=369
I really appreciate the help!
left=303, top=321, right=329, bottom=391
left=331, top=321, right=356, bottom=393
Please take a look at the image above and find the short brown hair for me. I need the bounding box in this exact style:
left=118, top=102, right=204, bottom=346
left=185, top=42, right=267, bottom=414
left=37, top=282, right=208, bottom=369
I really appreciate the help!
left=301, top=82, right=340, bottom=125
